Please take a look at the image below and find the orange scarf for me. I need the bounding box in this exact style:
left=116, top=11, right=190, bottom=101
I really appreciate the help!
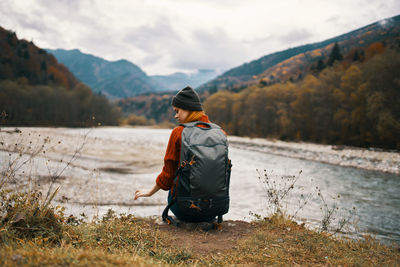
left=184, top=111, right=205, bottom=123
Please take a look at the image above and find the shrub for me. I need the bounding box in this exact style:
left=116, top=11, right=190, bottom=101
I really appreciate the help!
left=0, top=188, right=63, bottom=243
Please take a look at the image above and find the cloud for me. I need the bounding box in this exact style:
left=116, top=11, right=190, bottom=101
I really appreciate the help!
left=275, top=28, right=314, bottom=46
left=123, top=18, right=181, bottom=52
left=122, top=19, right=247, bottom=73
left=170, top=27, right=247, bottom=71
left=1, top=0, right=400, bottom=75
left=121, top=18, right=183, bottom=73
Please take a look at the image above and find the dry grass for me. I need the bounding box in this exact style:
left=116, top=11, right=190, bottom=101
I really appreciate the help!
left=1, top=194, right=399, bottom=267
left=0, top=246, right=157, bottom=267
left=212, top=214, right=400, bottom=266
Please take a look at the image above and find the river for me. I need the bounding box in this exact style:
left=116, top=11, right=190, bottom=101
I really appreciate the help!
left=1, top=127, right=399, bottom=245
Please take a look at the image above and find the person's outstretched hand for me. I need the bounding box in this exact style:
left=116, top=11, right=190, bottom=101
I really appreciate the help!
left=134, top=189, right=152, bottom=200
left=134, top=184, right=161, bottom=200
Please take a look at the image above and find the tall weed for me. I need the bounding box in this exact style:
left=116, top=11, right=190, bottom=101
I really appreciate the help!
left=257, top=168, right=357, bottom=236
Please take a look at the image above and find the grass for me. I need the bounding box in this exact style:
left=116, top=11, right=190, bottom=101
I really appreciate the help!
left=0, top=192, right=191, bottom=266
left=217, top=214, right=399, bottom=266
left=0, top=189, right=399, bottom=266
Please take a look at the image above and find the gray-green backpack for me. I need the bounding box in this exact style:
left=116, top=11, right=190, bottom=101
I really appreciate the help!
left=162, top=121, right=232, bottom=226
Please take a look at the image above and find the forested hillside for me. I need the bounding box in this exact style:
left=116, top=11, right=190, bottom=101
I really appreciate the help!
left=0, top=27, right=119, bottom=126
left=199, top=15, right=400, bottom=94
left=204, top=48, right=400, bottom=149
left=0, top=28, right=78, bottom=89
left=117, top=92, right=175, bottom=124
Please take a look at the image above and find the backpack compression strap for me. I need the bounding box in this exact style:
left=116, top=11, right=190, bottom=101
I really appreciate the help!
left=161, top=165, right=184, bottom=227
left=162, top=198, right=180, bottom=227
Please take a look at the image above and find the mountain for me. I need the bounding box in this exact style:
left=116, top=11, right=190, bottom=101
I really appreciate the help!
left=150, top=69, right=221, bottom=91
left=0, top=27, right=79, bottom=89
left=118, top=15, right=400, bottom=126
left=0, top=26, right=119, bottom=126
left=47, top=49, right=156, bottom=99
left=198, top=14, right=400, bottom=93
left=48, top=49, right=220, bottom=99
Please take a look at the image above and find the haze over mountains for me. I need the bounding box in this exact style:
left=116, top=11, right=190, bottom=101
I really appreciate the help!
left=47, top=49, right=220, bottom=99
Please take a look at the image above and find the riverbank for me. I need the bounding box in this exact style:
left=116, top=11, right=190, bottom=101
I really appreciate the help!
left=2, top=126, right=400, bottom=245
left=0, top=207, right=399, bottom=266
left=229, top=136, right=400, bottom=174
left=2, top=126, right=399, bottom=175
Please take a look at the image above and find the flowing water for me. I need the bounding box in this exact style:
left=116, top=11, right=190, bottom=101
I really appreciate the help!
left=2, top=127, right=399, bottom=244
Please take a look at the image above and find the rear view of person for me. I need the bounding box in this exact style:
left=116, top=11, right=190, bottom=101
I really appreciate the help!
left=134, top=86, right=231, bottom=226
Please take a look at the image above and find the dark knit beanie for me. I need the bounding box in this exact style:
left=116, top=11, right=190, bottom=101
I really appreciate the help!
left=172, top=86, right=203, bottom=111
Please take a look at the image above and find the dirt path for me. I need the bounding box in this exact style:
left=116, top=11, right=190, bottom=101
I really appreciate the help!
left=156, top=220, right=255, bottom=256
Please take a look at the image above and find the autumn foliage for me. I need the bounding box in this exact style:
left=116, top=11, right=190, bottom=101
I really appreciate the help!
left=0, top=27, right=78, bottom=89
left=204, top=49, right=400, bottom=149
left=0, top=26, right=119, bottom=126
left=116, top=92, right=175, bottom=123
left=199, top=15, right=400, bottom=94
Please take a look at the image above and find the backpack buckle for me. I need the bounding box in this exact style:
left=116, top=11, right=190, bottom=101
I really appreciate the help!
left=189, top=156, right=196, bottom=165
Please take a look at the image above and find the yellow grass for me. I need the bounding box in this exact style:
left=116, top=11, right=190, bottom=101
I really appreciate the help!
left=1, top=211, right=399, bottom=266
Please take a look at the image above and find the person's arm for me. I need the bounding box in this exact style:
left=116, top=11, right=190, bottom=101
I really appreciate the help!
left=134, top=127, right=182, bottom=200
left=134, top=184, right=161, bottom=200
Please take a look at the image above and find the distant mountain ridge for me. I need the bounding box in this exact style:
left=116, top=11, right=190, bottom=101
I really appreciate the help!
left=47, top=49, right=155, bottom=98
left=48, top=49, right=220, bottom=98
left=151, top=69, right=221, bottom=91
left=198, top=14, right=400, bottom=93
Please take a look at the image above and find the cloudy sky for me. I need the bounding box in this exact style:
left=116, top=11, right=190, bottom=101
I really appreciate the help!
left=1, top=0, right=399, bottom=75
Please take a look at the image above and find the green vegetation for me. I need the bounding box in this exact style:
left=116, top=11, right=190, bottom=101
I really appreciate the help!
left=204, top=49, right=400, bottom=149
left=327, top=43, right=344, bottom=66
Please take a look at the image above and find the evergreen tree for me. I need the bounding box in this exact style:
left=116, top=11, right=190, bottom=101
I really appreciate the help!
left=353, top=50, right=360, bottom=61
left=316, top=59, right=326, bottom=71
left=327, top=43, right=343, bottom=66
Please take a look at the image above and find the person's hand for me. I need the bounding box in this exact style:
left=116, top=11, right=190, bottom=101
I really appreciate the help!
left=134, top=189, right=152, bottom=200
left=134, top=184, right=161, bottom=200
